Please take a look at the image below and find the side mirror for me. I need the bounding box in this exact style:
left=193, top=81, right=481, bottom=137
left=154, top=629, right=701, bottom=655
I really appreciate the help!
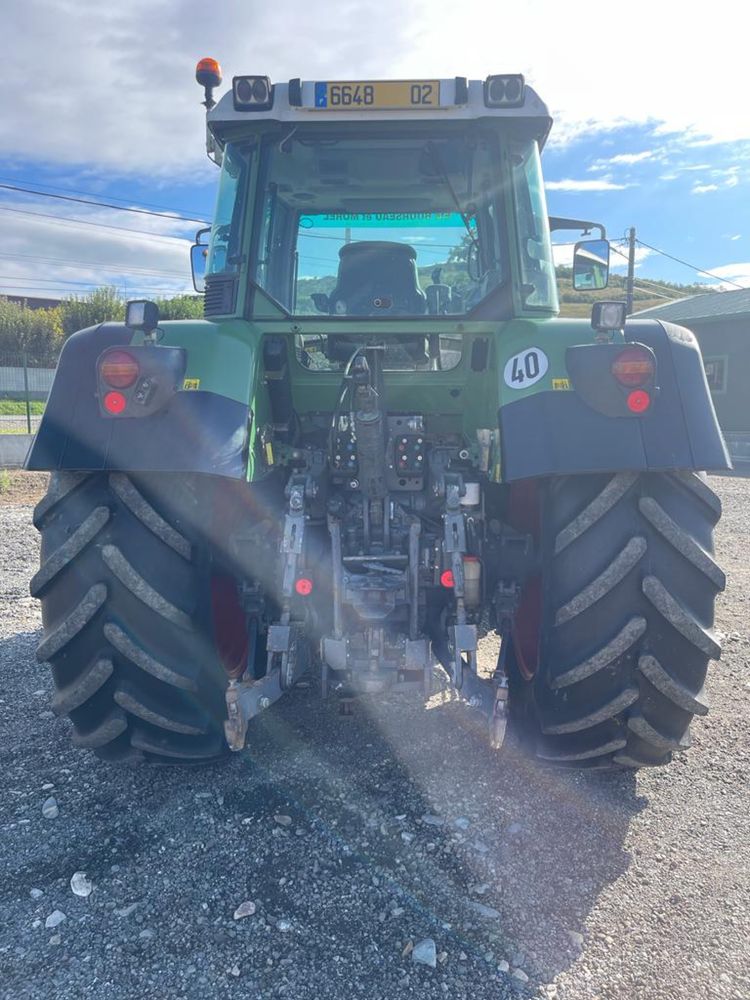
left=573, top=238, right=610, bottom=290
left=311, top=292, right=330, bottom=313
left=191, top=227, right=211, bottom=293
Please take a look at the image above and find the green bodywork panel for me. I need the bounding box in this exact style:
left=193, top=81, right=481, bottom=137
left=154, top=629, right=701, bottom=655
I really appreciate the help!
left=153, top=314, right=605, bottom=481
left=152, top=318, right=266, bottom=480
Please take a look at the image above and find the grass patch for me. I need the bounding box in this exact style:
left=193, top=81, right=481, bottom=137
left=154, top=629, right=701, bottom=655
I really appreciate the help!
left=0, top=470, right=10, bottom=494
left=0, top=400, right=45, bottom=415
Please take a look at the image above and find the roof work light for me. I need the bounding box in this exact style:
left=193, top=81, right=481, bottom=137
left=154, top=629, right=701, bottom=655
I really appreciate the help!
left=232, top=75, right=274, bottom=111
left=484, top=74, right=525, bottom=108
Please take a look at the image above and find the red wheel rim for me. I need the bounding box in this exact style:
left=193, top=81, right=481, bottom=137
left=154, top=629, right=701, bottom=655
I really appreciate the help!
left=506, top=479, right=542, bottom=681
left=512, top=575, right=541, bottom=680
left=211, top=574, right=249, bottom=679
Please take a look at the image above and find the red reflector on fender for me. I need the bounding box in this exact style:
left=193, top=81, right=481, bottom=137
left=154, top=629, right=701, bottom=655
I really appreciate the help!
left=295, top=578, right=313, bottom=596
left=627, top=389, right=651, bottom=413
left=440, top=569, right=455, bottom=588
left=103, top=390, right=127, bottom=414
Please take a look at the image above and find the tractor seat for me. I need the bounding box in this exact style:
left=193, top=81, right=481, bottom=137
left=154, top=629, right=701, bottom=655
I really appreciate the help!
left=327, top=241, right=427, bottom=317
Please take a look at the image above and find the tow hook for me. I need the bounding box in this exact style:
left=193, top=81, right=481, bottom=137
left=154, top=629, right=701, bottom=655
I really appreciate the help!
left=224, top=670, right=282, bottom=751
left=455, top=619, right=512, bottom=750
left=489, top=676, right=509, bottom=749
left=224, top=623, right=312, bottom=750
left=224, top=622, right=311, bottom=750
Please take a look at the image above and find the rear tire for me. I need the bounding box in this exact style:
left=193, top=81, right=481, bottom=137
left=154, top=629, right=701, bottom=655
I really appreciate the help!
left=32, top=472, right=232, bottom=764
left=510, top=471, right=724, bottom=768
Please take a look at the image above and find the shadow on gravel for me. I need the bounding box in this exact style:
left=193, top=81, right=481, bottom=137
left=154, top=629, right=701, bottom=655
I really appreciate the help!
left=255, top=684, right=647, bottom=986
left=2, top=641, right=646, bottom=999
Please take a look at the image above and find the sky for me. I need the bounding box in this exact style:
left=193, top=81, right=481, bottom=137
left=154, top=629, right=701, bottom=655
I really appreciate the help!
left=2, top=0, right=749, bottom=302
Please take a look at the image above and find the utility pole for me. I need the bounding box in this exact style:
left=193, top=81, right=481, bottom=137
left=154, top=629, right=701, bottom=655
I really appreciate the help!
left=625, top=226, right=636, bottom=315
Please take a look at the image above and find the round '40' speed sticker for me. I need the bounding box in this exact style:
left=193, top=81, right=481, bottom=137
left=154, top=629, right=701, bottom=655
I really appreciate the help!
left=503, top=347, right=549, bottom=389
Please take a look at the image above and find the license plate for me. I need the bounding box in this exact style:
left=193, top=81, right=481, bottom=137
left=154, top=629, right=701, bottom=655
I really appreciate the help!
left=312, top=80, right=441, bottom=110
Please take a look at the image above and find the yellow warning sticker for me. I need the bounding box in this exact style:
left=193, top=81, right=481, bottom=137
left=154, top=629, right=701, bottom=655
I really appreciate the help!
left=182, top=378, right=200, bottom=390
left=552, top=378, right=571, bottom=391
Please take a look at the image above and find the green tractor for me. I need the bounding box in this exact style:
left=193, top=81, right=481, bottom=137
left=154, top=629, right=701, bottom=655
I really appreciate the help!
left=27, top=63, right=729, bottom=767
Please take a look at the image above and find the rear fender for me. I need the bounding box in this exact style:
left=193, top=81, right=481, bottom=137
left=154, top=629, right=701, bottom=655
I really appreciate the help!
left=497, top=318, right=730, bottom=481
left=26, top=320, right=257, bottom=479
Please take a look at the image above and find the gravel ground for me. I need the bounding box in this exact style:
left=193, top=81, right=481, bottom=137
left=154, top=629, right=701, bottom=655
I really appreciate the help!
left=0, top=471, right=48, bottom=506
left=1, top=474, right=748, bottom=1000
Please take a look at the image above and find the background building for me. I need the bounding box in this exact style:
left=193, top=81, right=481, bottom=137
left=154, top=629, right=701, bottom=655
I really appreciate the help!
left=637, top=289, right=750, bottom=466
left=0, top=295, right=62, bottom=310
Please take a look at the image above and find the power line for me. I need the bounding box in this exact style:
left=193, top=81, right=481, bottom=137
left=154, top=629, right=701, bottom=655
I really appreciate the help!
left=628, top=276, right=685, bottom=300
left=299, top=230, right=469, bottom=253
left=605, top=242, right=689, bottom=301
left=0, top=273, right=189, bottom=291
left=0, top=204, right=193, bottom=244
left=0, top=174, right=210, bottom=218
left=0, top=203, right=462, bottom=257
left=631, top=283, right=685, bottom=302
left=0, top=250, right=188, bottom=280
left=0, top=274, right=188, bottom=288
left=0, top=182, right=209, bottom=225
left=636, top=237, right=745, bottom=290
left=0, top=282, right=191, bottom=297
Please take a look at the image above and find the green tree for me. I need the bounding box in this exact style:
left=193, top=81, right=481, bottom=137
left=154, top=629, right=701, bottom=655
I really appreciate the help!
left=0, top=299, right=63, bottom=363
left=60, top=287, right=125, bottom=338
left=153, top=294, right=204, bottom=320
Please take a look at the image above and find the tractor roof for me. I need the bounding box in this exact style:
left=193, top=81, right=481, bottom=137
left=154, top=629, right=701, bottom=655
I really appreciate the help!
left=207, top=77, right=552, bottom=148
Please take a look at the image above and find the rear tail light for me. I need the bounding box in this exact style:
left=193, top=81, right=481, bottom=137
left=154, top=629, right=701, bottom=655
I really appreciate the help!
left=100, top=350, right=139, bottom=389
left=611, top=346, right=654, bottom=387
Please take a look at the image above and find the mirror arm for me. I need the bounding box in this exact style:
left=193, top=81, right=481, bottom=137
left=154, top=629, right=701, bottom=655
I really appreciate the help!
left=549, top=216, right=606, bottom=239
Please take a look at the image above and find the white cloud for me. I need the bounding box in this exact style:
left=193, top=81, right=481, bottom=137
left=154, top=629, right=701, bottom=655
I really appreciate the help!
left=705, top=262, right=750, bottom=288
left=3, top=0, right=750, bottom=175
left=0, top=195, right=194, bottom=299
left=590, top=151, right=656, bottom=169
left=546, top=178, right=630, bottom=192
left=609, top=151, right=655, bottom=165
left=395, top=2, right=750, bottom=146
left=1, top=0, right=424, bottom=176
left=551, top=244, right=576, bottom=267
left=692, top=183, right=719, bottom=194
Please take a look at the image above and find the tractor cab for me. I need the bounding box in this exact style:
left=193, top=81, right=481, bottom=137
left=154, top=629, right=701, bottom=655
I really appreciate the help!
left=191, top=74, right=571, bottom=332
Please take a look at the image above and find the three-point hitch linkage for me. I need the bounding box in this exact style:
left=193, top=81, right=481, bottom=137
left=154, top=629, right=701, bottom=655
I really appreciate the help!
left=224, top=344, right=523, bottom=751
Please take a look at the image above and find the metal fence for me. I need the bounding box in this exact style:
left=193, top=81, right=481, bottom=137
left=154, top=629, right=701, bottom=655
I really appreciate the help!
left=0, top=352, right=57, bottom=434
